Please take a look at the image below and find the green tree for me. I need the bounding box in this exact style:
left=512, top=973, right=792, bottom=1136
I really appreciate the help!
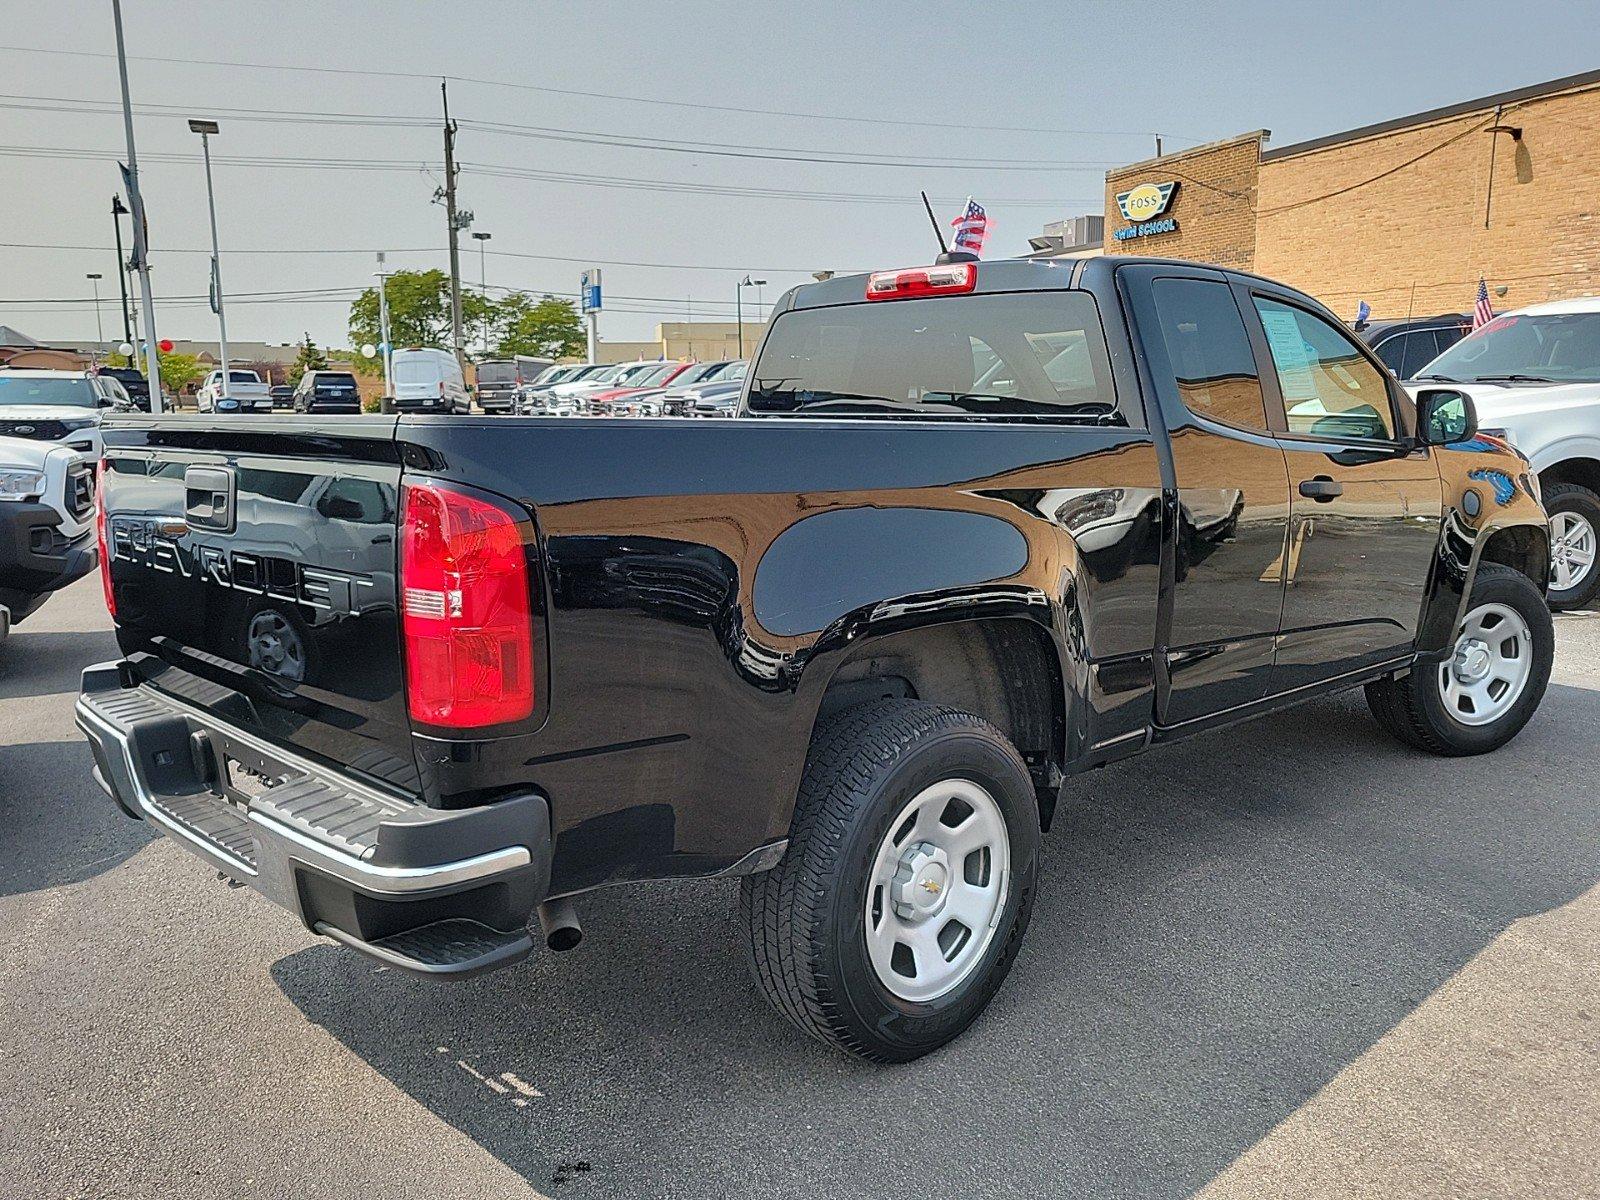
left=157, top=352, right=206, bottom=395
left=288, top=332, right=329, bottom=386
left=348, top=269, right=456, bottom=353
left=493, top=294, right=585, bottom=359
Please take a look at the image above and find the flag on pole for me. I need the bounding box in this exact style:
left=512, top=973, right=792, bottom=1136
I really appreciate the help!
left=1472, top=276, right=1496, bottom=331
left=950, top=198, right=990, bottom=257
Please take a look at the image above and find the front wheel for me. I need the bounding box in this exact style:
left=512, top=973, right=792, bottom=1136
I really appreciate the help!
left=1543, top=481, right=1600, bottom=611
left=740, top=699, right=1039, bottom=1062
left=1366, top=563, right=1552, bottom=755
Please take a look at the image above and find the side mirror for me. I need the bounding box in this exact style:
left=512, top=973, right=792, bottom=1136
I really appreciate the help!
left=1416, top=388, right=1477, bottom=446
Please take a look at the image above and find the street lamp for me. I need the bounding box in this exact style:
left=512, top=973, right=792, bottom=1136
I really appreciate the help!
left=109, top=195, right=134, bottom=346
left=470, top=231, right=492, bottom=352
left=188, top=118, right=229, bottom=395
left=375, top=252, right=394, bottom=409
left=86, top=274, right=105, bottom=347
left=736, top=275, right=767, bottom=358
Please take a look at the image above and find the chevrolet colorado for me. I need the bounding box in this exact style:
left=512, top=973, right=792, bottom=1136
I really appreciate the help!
left=76, top=256, right=1553, bottom=1061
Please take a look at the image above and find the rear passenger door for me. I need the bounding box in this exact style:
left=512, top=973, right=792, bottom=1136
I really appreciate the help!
left=1240, top=286, right=1442, bottom=689
left=1121, top=266, right=1292, bottom=726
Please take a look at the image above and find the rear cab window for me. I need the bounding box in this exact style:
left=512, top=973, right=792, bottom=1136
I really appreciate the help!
left=747, top=291, right=1122, bottom=423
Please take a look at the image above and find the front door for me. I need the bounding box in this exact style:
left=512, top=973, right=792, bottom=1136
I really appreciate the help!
left=1242, top=289, right=1442, bottom=690
left=1122, top=267, right=1292, bottom=725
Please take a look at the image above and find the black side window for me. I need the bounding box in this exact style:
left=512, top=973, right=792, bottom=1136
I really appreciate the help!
left=1148, top=278, right=1269, bottom=431
left=1373, top=333, right=1409, bottom=376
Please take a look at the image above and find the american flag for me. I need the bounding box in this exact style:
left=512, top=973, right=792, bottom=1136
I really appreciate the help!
left=1472, top=276, right=1496, bottom=330
left=950, top=198, right=990, bottom=257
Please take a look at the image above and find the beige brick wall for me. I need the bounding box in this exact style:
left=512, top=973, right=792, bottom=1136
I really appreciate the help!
left=1255, top=81, right=1600, bottom=320
left=1103, top=132, right=1266, bottom=269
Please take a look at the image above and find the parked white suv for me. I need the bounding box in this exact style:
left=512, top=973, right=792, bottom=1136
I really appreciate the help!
left=1410, top=296, right=1600, bottom=609
left=0, top=368, right=119, bottom=457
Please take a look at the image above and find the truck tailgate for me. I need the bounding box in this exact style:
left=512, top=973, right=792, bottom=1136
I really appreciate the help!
left=99, top=415, right=422, bottom=796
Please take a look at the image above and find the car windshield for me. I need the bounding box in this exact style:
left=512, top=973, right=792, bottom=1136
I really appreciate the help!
left=314, top=374, right=357, bottom=389
left=535, top=365, right=573, bottom=384
left=615, top=363, right=660, bottom=383
left=631, top=363, right=678, bottom=386
left=1422, top=311, right=1600, bottom=383
left=0, top=376, right=97, bottom=407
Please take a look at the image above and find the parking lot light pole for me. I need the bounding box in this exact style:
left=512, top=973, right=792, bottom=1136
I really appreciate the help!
left=188, top=118, right=229, bottom=396
left=736, top=275, right=766, bottom=358
left=375, top=253, right=394, bottom=408
left=86, top=274, right=105, bottom=347
left=471, top=231, right=492, bottom=352
left=112, top=0, right=161, bottom=410
left=110, top=195, right=134, bottom=346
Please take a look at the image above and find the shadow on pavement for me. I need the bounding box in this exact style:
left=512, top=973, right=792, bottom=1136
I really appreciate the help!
left=0, top=739, right=155, bottom=898
left=0, top=628, right=118, bottom=702
left=272, top=685, right=1600, bottom=1200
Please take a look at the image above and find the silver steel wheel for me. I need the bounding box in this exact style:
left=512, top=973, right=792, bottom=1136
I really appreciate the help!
left=1437, top=601, right=1533, bottom=726
left=247, top=610, right=306, bottom=682
left=1549, top=510, right=1596, bottom=593
left=863, top=778, right=1011, bottom=1003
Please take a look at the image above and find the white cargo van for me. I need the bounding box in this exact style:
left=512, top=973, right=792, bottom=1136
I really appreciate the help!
left=392, top=348, right=470, bottom=414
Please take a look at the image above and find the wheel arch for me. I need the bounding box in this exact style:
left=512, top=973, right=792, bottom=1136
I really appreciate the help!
left=805, top=613, right=1069, bottom=830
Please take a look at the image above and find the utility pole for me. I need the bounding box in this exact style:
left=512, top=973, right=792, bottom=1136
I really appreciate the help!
left=110, top=195, right=133, bottom=345
left=440, top=80, right=467, bottom=370
left=112, top=0, right=162, bottom=410
left=190, top=119, right=229, bottom=394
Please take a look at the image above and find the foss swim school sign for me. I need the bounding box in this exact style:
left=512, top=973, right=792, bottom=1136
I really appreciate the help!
left=1114, top=181, right=1179, bottom=241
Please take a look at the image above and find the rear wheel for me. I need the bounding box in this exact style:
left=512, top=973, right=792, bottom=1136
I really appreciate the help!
left=1543, top=481, right=1600, bottom=610
left=1366, top=564, right=1552, bottom=755
left=740, top=699, right=1039, bottom=1062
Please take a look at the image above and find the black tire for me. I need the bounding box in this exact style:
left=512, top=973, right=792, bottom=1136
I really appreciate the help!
left=740, top=699, right=1040, bottom=1062
left=1365, top=563, right=1552, bottom=755
left=1542, top=481, right=1600, bottom=611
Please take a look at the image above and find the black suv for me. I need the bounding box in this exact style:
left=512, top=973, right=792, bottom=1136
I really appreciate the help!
left=292, top=370, right=362, bottom=414
left=1357, top=313, right=1469, bottom=380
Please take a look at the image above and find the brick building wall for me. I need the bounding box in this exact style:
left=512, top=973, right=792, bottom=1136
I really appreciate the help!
left=1102, top=131, right=1266, bottom=269
left=1255, top=78, right=1600, bottom=320
left=1099, top=72, right=1600, bottom=322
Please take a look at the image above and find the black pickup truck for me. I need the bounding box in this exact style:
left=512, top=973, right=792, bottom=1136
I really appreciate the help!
left=76, top=256, right=1553, bottom=1061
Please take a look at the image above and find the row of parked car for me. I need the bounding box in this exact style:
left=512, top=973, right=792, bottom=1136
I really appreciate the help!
left=515, top=357, right=747, bottom=417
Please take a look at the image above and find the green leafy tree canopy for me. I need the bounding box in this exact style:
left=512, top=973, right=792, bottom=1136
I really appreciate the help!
left=348, top=269, right=583, bottom=369
left=157, top=352, right=206, bottom=394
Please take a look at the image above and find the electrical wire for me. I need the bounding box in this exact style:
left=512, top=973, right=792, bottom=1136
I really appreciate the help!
left=0, top=45, right=1195, bottom=142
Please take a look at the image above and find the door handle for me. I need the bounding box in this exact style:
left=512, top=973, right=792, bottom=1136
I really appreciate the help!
left=1298, top=477, right=1343, bottom=502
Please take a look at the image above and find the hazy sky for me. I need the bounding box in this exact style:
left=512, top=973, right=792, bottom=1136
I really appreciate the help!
left=6, top=0, right=1600, bottom=350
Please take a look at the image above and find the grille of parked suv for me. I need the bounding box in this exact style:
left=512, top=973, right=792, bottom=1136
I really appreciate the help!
left=68, top=467, right=94, bottom=519
left=0, top=419, right=68, bottom=441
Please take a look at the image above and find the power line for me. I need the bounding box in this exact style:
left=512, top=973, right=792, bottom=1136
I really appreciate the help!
left=0, top=144, right=1095, bottom=208
left=0, top=44, right=1195, bottom=142
left=0, top=95, right=1116, bottom=171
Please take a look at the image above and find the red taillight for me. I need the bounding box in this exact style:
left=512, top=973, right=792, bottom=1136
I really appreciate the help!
left=400, top=478, right=534, bottom=728
left=95, top=459, right=115, bottom=617
left=865, top=262, right=977, bottom=301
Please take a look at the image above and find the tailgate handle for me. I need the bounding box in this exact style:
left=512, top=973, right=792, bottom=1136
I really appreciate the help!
left=185, top=465, right=237, bottom=533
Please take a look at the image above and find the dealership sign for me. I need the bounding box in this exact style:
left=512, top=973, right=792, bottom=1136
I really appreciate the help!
left=1114, top=180, right=1179, bottom=241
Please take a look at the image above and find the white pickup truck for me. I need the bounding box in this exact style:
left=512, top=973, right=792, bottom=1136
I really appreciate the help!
left=1409, top=296, right=1600, bottom=610
left=0, top=435, right=96, bottom=639
left=195, top=368, right=273, bottom=413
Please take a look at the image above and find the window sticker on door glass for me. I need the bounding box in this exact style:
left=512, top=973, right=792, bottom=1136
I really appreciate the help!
left=1259, top=307, right=1317, bottom=402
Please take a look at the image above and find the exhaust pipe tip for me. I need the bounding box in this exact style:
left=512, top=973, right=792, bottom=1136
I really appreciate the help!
left=537, top=897, right=582, bottom=952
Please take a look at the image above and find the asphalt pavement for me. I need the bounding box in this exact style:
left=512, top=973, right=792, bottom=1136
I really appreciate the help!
left=2, top=576, right=1597, bottom=1199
